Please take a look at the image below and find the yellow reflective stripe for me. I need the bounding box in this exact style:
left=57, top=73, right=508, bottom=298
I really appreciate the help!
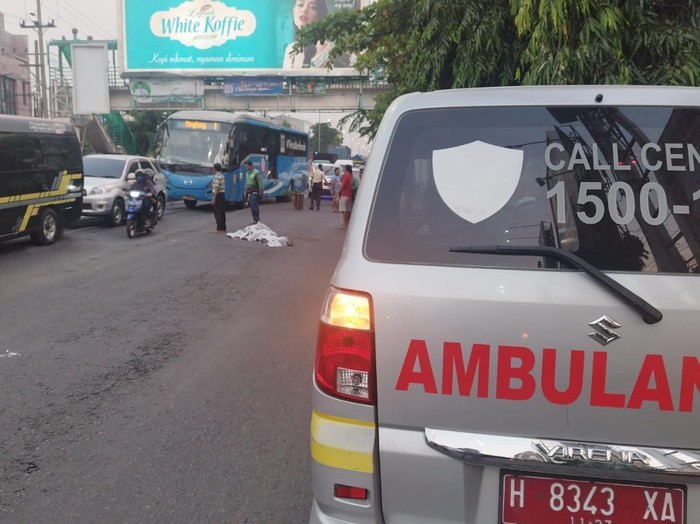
left=17, top=198, right=76, bottom=233
left=19, top=204, right=35, bottom=232
left=310, top=410, right=375, bottom=474
left=1, top=172, right=82, bottom=204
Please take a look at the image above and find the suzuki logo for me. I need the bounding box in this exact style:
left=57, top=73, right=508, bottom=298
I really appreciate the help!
left=432, top=141, right=523, bottom=224
left=588, top=316, right=622, bottom=346
left=184, top=179, right=193, bottom=186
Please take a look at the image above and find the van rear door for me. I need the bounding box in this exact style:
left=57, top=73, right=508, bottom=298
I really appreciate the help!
left=357, top=97, right=700, bottom=523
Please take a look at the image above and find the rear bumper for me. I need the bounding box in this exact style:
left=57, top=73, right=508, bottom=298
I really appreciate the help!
left=310, top=499, right=376, bottom=524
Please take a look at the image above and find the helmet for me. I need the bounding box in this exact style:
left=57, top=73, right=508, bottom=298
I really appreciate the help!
left=135, top=169, right=147, bottom=182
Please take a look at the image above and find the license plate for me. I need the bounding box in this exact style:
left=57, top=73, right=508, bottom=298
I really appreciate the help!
left=182, top=195, right=196, bottom=200
left=501, top=472, right=685, bottom=524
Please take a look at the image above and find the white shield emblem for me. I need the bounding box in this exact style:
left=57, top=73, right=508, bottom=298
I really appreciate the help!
left=432, top=141, right=524, bottom=224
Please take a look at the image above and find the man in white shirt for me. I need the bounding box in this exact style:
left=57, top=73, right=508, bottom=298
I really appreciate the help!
left=309, top=164, right=325, bottom=210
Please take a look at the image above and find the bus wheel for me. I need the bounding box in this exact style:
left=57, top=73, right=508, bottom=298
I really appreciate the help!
left=184, top=200, right=197, bottom=209
left=156, top=194, right=166, bottom=219
left=31, top=208, right=59, bottom=245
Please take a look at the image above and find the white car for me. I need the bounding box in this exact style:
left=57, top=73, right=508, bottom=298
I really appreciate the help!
left=82, top=154, right=167, bottom=226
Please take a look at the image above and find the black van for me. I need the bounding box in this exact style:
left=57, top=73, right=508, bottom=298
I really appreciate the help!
left=0, top=115, right=84, bottom=245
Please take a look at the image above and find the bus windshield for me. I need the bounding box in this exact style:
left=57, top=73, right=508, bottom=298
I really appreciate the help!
left=160, top=120, right=232, bottom=166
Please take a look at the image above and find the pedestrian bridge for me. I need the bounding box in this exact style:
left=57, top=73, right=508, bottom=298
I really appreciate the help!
left=109, top=82, right=391, bottom=112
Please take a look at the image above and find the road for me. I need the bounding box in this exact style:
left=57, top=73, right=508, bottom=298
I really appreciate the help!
left=0, top=198, right=345, bottom=523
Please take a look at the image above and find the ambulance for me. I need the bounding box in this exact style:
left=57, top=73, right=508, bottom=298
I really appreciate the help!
left=310, top=86, right=700, bottom=523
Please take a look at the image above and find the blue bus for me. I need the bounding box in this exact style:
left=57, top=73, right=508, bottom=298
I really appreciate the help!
left=157, top=110, right=309, bottom=208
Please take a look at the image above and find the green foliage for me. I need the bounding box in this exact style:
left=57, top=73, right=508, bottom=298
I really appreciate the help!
left=124, top=110, right=173, bottom=156
left=511, top=0, right=700, bottom=86
left=309, top=122, right=343, bottom=154
left=295, top=0, right=700, bottom=138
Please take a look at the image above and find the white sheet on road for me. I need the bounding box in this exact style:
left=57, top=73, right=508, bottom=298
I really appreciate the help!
left=227, top=222, right=292, bottom=247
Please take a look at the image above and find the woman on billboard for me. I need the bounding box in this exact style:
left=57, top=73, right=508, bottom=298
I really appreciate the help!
left=283, top=0, right=351, bottom=69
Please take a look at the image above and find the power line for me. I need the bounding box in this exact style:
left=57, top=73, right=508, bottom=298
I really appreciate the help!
left=52, top=1, right=113, bottom=39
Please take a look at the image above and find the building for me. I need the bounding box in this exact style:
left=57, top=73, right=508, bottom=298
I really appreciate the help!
left=328, top=144, right=351, bottom=160
left=0, top=12, right=31, bottom=116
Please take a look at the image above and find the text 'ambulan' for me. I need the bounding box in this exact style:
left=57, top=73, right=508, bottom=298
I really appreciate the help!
left=395, top=340, right=700, bottom=412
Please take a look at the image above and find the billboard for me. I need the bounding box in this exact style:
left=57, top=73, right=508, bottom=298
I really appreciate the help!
left=72, top=43, right=111, bottom=114
left=120, top=0, right=360, bottom=77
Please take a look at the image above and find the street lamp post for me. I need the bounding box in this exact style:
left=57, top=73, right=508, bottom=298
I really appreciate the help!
left=317, top=113, right=321, bottom=157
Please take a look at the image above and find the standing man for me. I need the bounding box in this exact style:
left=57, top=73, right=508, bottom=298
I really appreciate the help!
left=211, top=162, right=226, bottom=233
left=330, top=166, right=341, bottom=212
left=309, top=163, right=324, bottom=210
left=339, top=164, right=353, bottom=229
left=244, top=160, right=265, bottom=225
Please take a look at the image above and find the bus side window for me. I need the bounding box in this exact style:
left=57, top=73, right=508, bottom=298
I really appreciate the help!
left=233, top=125, right=249, bottom=163
left=228, top=134, right=239, bottom=169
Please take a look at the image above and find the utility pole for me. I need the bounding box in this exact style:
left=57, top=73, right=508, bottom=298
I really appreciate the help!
left=21, top=0, right=56, bottom=118
left=34, top=41, right=41, bottom=117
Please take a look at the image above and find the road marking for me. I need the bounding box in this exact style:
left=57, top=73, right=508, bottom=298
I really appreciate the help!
left=0, top=350, right=22, bottom=358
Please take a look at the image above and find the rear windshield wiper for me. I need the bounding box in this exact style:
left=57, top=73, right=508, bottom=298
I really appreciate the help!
left=449, top=245, right=662, bottom=325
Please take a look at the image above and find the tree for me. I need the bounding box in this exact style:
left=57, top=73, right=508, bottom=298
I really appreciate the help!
left=309, top=121, right=343, bottom=154
left=295, top=0, right=520, bottom=138
left=511, top=0, right=700, bottom=85
left=124, top=110, right=173, bottom=156
left=295, top=0, right=699, bottom=138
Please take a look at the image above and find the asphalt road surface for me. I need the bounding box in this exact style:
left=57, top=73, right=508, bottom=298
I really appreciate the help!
left=0, top=197, right=345, bottom=523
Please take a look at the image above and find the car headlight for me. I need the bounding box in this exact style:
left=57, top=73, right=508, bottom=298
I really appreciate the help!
left=89, top=185, right=117, bottom=195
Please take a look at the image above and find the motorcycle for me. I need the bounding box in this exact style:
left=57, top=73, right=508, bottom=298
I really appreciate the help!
left=125, top=190, right=157, bottom=238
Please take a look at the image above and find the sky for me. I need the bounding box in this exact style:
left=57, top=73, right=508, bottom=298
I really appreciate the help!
left=2, top=0, right=370, bottom=155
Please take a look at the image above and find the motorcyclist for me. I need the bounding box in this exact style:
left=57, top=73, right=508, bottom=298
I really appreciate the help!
left=129, top=168, right=158, bottom=219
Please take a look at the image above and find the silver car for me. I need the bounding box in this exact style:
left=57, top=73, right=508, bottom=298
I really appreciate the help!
left=310, top=86, right=700, bottom=523
left=82, top=154, right=167, bottom=226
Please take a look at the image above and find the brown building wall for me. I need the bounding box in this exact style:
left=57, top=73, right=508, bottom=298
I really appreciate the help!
left=0, top=12, right=32, bottom=116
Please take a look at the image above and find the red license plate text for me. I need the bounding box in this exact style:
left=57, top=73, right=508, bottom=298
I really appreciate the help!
left=502, top=473, right=685, bottom=524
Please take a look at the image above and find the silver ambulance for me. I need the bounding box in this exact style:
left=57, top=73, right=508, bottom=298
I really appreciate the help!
left=310, top=86, right=700, bottom=524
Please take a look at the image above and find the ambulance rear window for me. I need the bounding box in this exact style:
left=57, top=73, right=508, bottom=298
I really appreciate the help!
left=365, top=106, right=700, bottom=274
